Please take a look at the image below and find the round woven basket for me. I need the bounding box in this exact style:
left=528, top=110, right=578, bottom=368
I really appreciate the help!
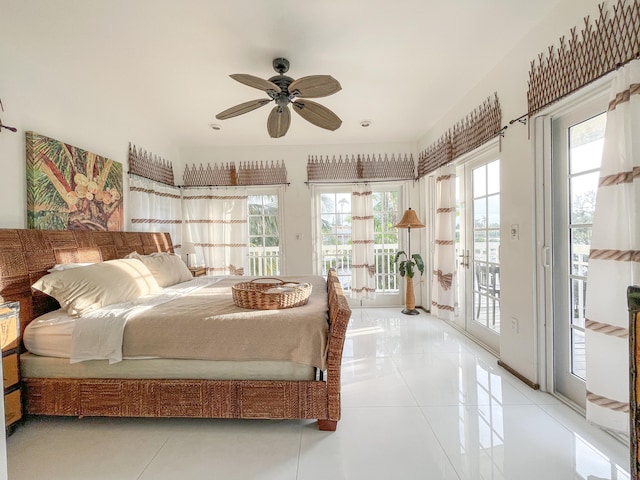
left=232, top=278, right=312, bottom=310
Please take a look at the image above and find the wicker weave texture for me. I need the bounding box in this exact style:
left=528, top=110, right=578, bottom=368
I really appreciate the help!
left=24, top=379, right=329, bottom=419
left=232, top=278, right=311, bottom=309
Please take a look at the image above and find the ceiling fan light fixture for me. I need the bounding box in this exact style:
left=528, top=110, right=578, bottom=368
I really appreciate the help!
left=215, top=58, right=342, bottom=138
left=209, top=123, right=222, bottom=130
left=360, top=120, right=372, bottom=127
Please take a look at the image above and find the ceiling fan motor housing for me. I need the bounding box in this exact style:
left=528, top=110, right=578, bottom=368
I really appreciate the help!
left=272, top=57, right=290, bottom=74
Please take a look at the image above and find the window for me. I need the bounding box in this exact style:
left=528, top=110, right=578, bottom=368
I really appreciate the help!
left=248, top=192, right=280, bottom=276
left=319, top=191, right=352, bottom=288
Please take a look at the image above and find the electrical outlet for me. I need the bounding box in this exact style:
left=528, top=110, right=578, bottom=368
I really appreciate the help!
left=511, top=317, right=519, bottom=333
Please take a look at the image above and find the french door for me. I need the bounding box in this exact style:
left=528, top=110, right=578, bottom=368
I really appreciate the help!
left=547, top=101, right=606, bottom=407
left=454, top=152, right=501, bottom=353
left=314, top=184, right=404, bottom=307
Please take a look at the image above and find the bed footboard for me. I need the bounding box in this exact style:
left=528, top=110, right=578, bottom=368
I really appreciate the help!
left=22, top=269, right=352, bottom=431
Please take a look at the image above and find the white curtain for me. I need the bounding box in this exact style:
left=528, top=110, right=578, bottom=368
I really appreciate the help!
left=182, top=187, right=248, bottom=275
left=351, top=184, right=376, bottom=300
left=585, top=59, right=640, bottom=433
left=129, top=175, right=183, bottom=250
left=431, top=165, right=457, bottom=320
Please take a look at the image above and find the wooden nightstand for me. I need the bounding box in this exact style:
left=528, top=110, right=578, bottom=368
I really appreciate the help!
left=189, top=267, right=206, bottom=277
left=0, top=301, right=21, bottom=433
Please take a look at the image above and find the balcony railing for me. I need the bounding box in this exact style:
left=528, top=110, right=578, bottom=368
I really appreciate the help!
left=249, top=244, right=401, bottom=293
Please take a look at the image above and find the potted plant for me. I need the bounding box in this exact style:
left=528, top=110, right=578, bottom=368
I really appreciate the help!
left=394, top=251, right=424, bottom=279
left=394, top=251, right=424, bottom=315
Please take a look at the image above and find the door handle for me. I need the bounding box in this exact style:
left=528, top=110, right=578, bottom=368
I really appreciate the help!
left=458, top=250, right=470, bottom=268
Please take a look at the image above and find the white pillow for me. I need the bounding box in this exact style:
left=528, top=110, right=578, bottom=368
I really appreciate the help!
left=47, top=263, right=94, bottom=272
left=125, top=251, right=193, bottom=288
left=32, top=258, right=161, bottom=317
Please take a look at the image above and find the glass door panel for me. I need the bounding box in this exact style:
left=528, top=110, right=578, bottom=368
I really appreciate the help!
left=452, top=153, right=500, bottom=353
left=551, top=108, right=605, bottom=406
left=315, top=185, right=403, bottom=307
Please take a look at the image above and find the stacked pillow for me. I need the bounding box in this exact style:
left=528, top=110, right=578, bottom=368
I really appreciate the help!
left=124, top=251, right=193, bottom=288
left=32, top=258, right=162, bottom=317
left=32, top=252, right=194, bottom=317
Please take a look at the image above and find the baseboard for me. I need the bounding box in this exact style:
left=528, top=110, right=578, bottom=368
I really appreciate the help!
left=497, top=360, right=540, bottom=390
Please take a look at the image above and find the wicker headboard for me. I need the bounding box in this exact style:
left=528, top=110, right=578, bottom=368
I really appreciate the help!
left=0, top=229, right=173, bottom=336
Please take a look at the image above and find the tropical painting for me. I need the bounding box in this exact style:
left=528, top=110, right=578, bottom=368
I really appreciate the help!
left=26, top=131, right=123, bottom=231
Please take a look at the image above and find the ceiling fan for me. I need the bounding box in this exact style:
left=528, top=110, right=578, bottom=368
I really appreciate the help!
left=215, top=58, right=342, bottom=138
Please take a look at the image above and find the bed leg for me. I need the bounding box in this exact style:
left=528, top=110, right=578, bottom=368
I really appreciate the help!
left=317, top=419, right=337, bottom=431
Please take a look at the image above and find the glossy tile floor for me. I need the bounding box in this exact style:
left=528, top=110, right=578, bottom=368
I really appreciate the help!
left=7, top=308, right=630, bottom=479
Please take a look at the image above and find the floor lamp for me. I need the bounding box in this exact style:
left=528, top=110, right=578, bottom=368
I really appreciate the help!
left=394, top=208, right=425, bottom=315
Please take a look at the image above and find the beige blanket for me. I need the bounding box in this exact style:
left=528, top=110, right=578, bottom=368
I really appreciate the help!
left=121, top=275, right=329, bottom=369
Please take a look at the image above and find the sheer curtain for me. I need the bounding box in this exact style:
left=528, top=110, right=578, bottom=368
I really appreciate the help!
left=129, top=175, right=183, bottom=250
left=585, top=59, right=640, bottom=433
left=351, top=184, right=376, bottom=300
left=431, top=165, right=456, bottom=320
left=182, top=187, right=248, bottom=275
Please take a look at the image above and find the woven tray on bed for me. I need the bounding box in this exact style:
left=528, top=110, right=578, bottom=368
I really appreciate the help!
left=232, top=278, right=312, bottom=310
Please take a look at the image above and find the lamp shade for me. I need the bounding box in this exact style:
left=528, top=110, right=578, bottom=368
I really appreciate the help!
left=394, top=208, right=425, bottom=229
left=182, top=242, right=196, bottom=255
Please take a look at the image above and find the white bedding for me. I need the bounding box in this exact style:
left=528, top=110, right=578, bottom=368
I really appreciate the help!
left=69, top=275, right=220, bottom=364
left=23, top=274, right=324, bottom=382
left=23, top=309, right=74, bottom=358
left=27, top=274, right=328, bottom=370
left=25, top=276, right=222, bottom=362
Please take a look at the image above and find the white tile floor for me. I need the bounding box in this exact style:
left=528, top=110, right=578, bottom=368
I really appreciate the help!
left=7, top=308, right=631, bottom=480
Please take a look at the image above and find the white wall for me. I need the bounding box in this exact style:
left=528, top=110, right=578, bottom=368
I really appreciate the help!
left=0, top=43, right=178, bottom=229
left=417, top=0, right=603, bottom=384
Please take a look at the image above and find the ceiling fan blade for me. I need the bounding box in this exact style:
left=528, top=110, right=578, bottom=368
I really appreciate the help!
left=292, top=99, right=342, bottom=131
left=267, top=106, right=291, bottom=138
left=230, top=74, right=282, bottom=94
left=216, top=98, right=272, bottom=120
left=289, top=75, right=342, bottom=98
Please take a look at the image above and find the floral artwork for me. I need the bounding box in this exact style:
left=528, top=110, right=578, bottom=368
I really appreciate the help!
left=26, top=131, right=123, bottom=231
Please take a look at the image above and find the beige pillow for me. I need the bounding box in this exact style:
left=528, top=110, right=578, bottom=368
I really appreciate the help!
left=125, top=252, right=193, bottom=288
left=32, top=258, right=161, bottom=317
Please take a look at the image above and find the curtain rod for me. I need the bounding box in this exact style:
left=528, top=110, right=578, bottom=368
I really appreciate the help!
left=498, top=56, right=638, bottom=137
left=178, top=183, right=290, bottom=189
left=305, top=177, right=417, bottom=186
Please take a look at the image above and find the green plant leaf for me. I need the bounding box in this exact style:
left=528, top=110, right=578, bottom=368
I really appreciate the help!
left=412, top=254, right=425, bottom=275
left=405, top=261, right=415, bottom=278
left=394, top=250, right=406, bottom=263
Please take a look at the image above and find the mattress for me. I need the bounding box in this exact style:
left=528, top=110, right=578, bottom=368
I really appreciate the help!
left=20, top=353, right=316, bottom=381
left=23, top=309, right=75, bottom=358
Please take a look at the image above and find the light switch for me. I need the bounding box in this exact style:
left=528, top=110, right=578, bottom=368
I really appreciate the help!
left=510, top=224, right=519, bottom=240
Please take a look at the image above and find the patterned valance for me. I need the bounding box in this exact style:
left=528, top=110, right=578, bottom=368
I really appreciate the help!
left=182, top=161, right=288, bottom=187
left=306, top=153, right=415, bottom=183
left=418, top=93, right=502, bottom=177
left=528, top=0, right=640, bottom=115
left=128, top=143, right=175, bottom=186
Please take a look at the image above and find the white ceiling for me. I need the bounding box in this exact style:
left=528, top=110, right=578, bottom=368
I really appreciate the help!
left=4, top=0, right=564, bottom=148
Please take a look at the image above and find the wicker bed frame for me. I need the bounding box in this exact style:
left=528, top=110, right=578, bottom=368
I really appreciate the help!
left=0, top=229, right=351, bottom=431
